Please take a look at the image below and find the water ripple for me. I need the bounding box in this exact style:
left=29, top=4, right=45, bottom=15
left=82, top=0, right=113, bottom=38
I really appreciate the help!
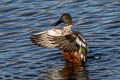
left=0, top=0, right=120, bottom=80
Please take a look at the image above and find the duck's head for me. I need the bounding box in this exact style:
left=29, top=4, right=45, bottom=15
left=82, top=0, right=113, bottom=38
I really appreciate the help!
left=51, top=13, right=72, bottom=26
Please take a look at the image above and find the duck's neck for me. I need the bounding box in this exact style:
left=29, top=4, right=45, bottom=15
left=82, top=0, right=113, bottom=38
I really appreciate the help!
left=62, top=25, right=72, bottom=35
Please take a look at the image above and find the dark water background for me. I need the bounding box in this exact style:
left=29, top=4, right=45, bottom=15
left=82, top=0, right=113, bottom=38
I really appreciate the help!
left=0, top=0, right=120, bottom=80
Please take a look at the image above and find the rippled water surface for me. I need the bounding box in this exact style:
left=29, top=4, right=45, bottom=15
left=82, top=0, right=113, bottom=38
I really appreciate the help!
left=0, top=0, right=120, bottom=80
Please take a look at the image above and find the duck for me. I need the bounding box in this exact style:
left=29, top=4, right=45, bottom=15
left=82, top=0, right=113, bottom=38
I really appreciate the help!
left=31, top=13, right=89, bottom=64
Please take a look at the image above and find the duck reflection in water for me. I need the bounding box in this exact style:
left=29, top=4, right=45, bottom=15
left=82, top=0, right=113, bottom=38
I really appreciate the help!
left=60, top=63, right=89, bottom=80
left=41, top=62, right=89, bottom=80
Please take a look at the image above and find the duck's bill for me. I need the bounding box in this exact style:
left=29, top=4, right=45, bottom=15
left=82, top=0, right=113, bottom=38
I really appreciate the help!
left=51, top=18, right=62, bottom=26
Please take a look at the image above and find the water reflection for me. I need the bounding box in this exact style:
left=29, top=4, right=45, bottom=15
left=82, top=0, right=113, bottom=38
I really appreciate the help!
left=60, top=63, right=89, bottom=80
left=42, top=62, right=89, bottom=80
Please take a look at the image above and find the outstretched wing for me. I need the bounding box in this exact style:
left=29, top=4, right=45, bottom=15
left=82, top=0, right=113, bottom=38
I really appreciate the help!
left=51, top=33, right=78, bottom=52
left=31, top=31, right=88, bottom=53
left=52, top=31, right=88, bottom=52
left=31, top=31, right=59, bottom=48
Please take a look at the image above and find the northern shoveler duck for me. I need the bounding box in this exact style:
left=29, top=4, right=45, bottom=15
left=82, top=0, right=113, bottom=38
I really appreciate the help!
left=31, top=13, right=89, bottom=64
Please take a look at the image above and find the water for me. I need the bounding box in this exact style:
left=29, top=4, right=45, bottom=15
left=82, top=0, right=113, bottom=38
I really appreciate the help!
left=0, top=0, right=120, bottom=80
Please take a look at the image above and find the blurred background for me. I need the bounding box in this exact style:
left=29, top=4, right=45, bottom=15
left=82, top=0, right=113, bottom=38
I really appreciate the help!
left=0, top=0, right=120, bottom=80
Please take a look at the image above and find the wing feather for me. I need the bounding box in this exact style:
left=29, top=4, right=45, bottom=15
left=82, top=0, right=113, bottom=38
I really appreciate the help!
left=31, top=30, right=88, bottom=53
left=31, top=31, right=59, bottom=48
